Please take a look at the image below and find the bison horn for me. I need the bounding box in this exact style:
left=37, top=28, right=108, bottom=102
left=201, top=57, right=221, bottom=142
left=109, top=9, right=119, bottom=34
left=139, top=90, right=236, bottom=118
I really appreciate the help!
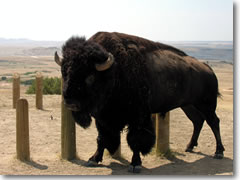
left=95, top=53, right=114, bottom=71
left=54, top=51, right=62, bottom=66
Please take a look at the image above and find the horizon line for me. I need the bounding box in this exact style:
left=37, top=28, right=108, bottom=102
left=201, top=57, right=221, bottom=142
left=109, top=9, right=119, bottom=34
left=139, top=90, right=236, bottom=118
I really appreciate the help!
left=0, top=37, right=233, bottom=43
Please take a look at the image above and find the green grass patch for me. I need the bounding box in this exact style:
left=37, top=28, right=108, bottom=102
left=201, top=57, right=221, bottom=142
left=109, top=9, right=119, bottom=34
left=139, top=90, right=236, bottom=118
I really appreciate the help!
left=26, top=77, right=61, bottom=95
left=24, top=71, right=37, bottom=76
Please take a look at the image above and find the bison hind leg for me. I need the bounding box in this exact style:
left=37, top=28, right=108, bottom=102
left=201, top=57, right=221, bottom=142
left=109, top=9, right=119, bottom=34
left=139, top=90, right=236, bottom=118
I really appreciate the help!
left=181, top=105, right=205, bottom=152
left=202, top=111, right=225, bottom=159
left=187, top=102, right=225, bottom=159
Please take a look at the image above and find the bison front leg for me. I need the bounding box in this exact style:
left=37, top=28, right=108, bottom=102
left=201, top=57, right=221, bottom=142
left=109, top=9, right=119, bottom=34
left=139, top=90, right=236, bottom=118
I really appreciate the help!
left=127, top=122, right=156, bottom=173
left=86, top=123, right=121, bottom=166
left=86, top=135, right=105, bottom=166
left=128, top=151, right=142, bottom=173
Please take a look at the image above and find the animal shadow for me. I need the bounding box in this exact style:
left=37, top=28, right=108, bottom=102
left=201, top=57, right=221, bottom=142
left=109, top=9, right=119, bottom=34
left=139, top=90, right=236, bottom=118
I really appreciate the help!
left=110, top=152, right=233, bottom=175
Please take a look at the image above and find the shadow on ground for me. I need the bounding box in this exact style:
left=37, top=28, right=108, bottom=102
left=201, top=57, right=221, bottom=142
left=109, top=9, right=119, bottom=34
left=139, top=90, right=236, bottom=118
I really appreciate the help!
left=110, top=152, right=233, bottom=175
left=6, top=152, right=232, bottom=175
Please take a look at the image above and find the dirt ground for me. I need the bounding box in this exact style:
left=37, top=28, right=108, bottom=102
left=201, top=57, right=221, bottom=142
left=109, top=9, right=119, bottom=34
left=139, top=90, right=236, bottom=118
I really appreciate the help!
left=0, top=58, right=233, bottom=175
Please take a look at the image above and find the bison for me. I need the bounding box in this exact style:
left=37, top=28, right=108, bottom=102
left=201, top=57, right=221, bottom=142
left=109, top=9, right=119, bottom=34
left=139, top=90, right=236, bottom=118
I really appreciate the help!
left=55, top=32, right=225, bottom=173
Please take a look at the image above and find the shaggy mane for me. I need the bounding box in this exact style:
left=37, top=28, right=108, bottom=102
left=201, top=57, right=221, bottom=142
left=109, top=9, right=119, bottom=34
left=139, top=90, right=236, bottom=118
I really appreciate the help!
left=89, top=32, right=187, bottom=57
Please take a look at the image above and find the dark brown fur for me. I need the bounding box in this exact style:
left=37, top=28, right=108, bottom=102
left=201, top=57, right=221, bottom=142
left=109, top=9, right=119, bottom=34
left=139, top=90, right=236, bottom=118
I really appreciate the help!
left=60, top=32, right=225, bottom=173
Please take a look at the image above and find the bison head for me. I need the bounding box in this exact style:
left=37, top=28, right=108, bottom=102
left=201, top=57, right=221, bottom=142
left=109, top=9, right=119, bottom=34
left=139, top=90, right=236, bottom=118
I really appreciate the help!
left=55, top=36, right=115, bottom=128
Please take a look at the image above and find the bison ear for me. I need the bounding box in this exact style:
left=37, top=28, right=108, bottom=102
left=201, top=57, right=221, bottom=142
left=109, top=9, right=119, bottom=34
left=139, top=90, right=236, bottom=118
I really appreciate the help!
left=95, top=53, right=114, bottom=71
left=54, top=51, right=62, bottom=66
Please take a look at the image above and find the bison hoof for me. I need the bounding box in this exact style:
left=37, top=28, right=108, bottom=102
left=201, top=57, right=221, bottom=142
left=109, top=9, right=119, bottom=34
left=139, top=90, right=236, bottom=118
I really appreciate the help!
left=128, top=165, right=142, bottom=173
left=185, top=147, right=193, bottom=152
left=214, top=153, right=224, bottom=159
left=85, top=160, right=99, bottom=167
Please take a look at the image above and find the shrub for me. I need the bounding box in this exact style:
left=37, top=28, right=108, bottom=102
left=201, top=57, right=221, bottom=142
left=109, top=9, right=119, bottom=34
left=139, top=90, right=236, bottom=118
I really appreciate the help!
left=1, top=76, right=7, bottom=81
left=26, top=80, right=36, bottom=94
left=21, top=79, right=35, bottom=85
left=26, top=77, right=61, bottom=95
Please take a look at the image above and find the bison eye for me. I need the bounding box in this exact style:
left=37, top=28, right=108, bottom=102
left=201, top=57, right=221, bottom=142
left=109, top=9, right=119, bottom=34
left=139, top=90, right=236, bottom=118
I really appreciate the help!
left=85, top=75, right=95, bottom=86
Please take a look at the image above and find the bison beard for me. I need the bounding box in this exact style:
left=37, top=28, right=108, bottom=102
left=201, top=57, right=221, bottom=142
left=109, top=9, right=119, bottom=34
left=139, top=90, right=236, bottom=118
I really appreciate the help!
left=72, top=111, right=92, bottom=129
left=56, top=32, right=225, bottom=173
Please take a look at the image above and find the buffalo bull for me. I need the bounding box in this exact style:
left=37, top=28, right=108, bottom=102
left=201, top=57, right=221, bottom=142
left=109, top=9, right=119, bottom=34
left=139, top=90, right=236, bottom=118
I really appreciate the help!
left=55, top=32, right=225, bottom=173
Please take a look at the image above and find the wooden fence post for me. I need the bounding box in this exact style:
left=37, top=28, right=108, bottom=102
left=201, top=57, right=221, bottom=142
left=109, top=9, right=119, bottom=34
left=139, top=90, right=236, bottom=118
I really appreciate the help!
left=155, top=112, right=170, bottom=155
left=61, top=78, right=76, bottom=160
left=36, top=72, right=43, bottom=109
left=12, top=73, right=20, bottom=109
left=16, top=99, right=30, bottom=161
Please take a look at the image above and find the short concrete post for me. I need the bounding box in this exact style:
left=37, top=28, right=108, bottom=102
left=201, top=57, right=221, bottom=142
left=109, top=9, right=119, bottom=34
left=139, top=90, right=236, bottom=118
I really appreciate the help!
left=12, top=73, right=20, bottom=109
left=36, top=72, right=43, bottom=109
left=16, top=99, right=30, bottom=161
left=61, top=79, right=76, bottom=160
left=155, top=112, right=170, bottom=155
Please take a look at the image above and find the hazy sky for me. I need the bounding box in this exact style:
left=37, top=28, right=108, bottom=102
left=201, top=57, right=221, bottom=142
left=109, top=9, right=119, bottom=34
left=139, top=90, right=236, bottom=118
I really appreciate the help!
left=0, top=0, right=233, bottom=41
